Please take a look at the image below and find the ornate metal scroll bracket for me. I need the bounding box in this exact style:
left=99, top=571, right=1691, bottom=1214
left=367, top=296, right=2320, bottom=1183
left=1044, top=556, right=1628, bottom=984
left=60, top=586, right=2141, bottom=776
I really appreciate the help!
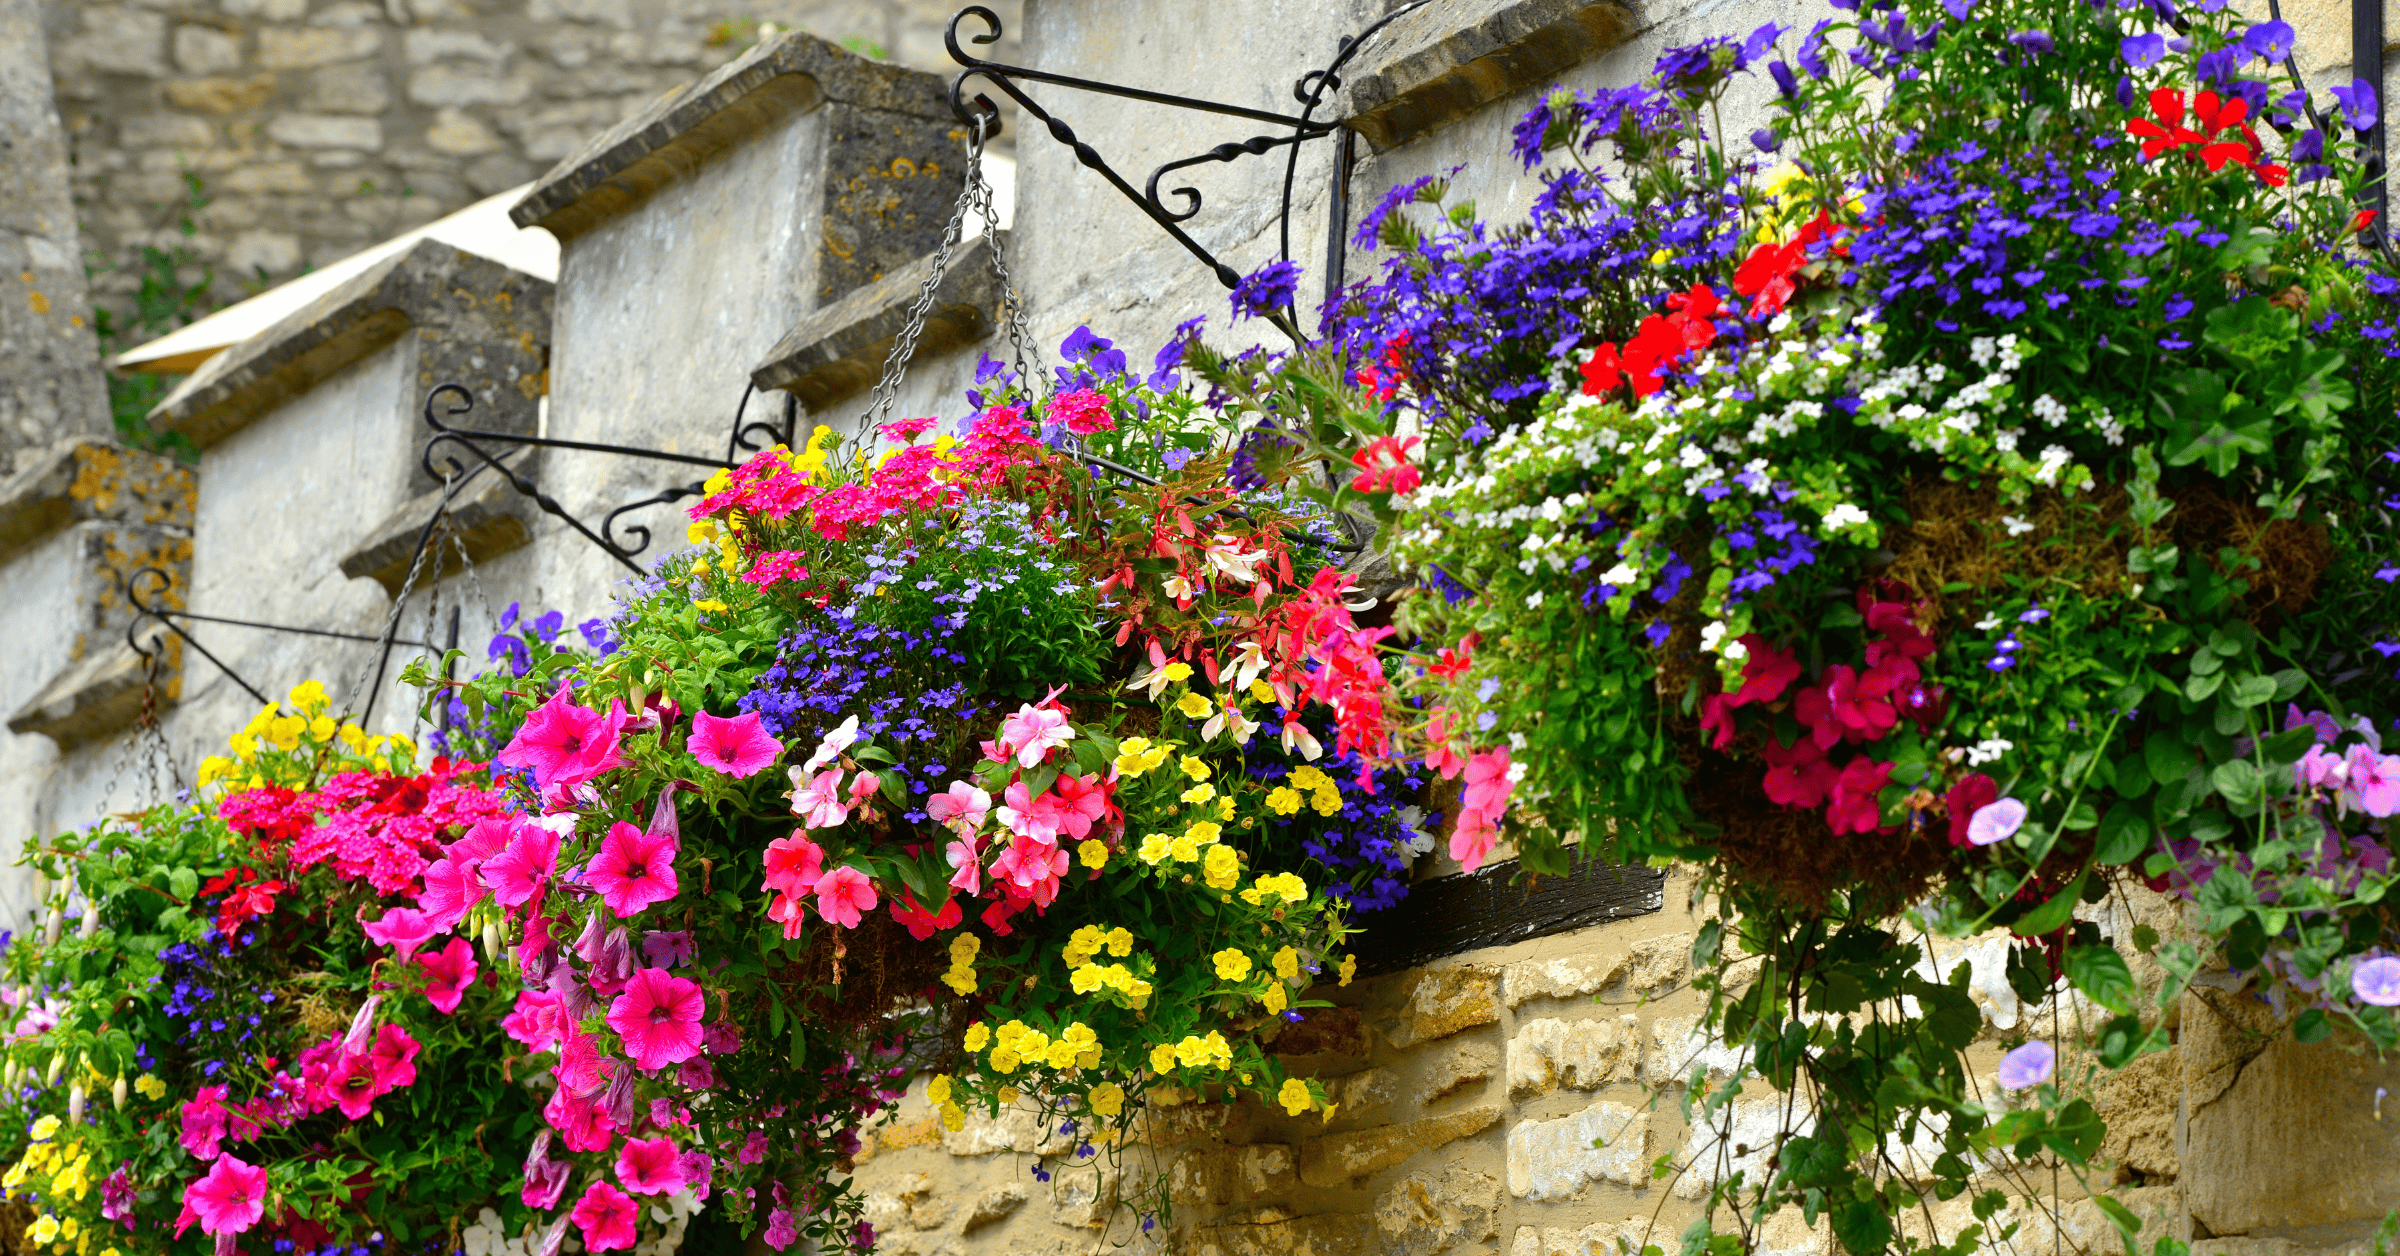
left=125, top=564, right=450, bottom=712
left=941, top=3, right=1431, bottom=323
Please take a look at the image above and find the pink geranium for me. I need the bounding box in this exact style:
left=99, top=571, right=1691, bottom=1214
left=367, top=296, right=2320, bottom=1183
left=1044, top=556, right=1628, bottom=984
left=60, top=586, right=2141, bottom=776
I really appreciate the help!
left=689, top=710, right=783, bottom=779
left=503, top=989, right=563, bottom=1052
left=184, top=1152, right=268, bottom=1235
left=362, top=907, right=439, bottom=958
left=571, top=1180, right=641, bottom=1253
left=616, top=1136, right=686, bottom=1194
left=498, top=684, right=630, bottom=792
left=482, top=820, right=562, bottom=909
left=927, top=782, right=991, bottom=833
left=997, top=704, right=1074, bottom=767
left=1461, top=747, right=1516, bottom=820
left=762, top=834, right=825, bottom=897
left=814, top=866, right=878, bottom=928
left=788, top=769, right=850, bottom=830
left=416, top=937, right=480, bottom=1015
left=588, top=821, right=680, bottom=917
left=606, top=968, right=706, bottom=1071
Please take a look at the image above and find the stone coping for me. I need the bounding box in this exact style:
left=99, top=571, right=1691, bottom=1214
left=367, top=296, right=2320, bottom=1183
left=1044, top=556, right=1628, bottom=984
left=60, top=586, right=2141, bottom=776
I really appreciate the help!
left=7, top=629, right=180, bottom=753
left=148, top=240, right=547, bottom=453
left=1337, top=0, right=1639, bottom=150
left=510, top=30, right=958, bottom=242
left=0, top=438, right=196, bottom=571
left=338, top=447, right=540, bottom=597
left=750, top=232, right=1006, bottom=410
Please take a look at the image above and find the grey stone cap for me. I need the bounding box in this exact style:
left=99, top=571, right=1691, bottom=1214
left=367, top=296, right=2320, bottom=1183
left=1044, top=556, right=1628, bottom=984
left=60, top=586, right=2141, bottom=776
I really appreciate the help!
left=1337, top=0, right=1640, bottom=150
left=7, top=628, right=178, bottom=753
left=0, top=438, right=196, bottom=570
left=339, top=447, right=540, bottom=597
left=751, top=231, right=1006, bottom=411
left=148, top=240, right=550, bottom=453
left=510, top=30, right=961, bottom=241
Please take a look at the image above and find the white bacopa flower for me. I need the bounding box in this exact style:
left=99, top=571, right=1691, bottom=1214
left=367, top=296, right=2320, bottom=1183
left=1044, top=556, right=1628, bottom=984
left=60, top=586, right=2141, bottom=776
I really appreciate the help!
left=2003, top=515, right=2035, bottom=536
left=1601, top=562, right=1639, bottom=586
left=1821, top=503, right=1872, bottom=530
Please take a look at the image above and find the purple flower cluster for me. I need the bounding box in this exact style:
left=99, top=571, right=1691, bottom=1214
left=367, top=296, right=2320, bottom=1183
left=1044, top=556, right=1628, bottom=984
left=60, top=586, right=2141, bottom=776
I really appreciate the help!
left=1247, top=717, right=1437, bottom=912
left=158, top=930, right=273, bottom=1080
left=738, top=619, right=992, bottom=825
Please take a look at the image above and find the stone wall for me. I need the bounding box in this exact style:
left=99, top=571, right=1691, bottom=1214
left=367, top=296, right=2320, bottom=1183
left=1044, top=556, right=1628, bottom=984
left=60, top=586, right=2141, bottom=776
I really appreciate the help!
left=39, top=0, right=1019, bottom=311
left=2, top=0, right=109, bottom=468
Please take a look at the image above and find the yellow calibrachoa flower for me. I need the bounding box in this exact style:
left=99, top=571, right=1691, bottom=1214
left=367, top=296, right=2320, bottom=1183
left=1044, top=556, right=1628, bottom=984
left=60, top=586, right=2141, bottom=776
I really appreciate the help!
left=1105, top=927, right=1134, bottom=956
left=990, top=1047, right=1022, bottom=1074
left=4, top=1161, right=26, bottom=1191
left=1174, top=691, right=1212, bottom=719
left=1139, top=833, right=1172, bottom=864
left=1180, top=756, right=1211, bottom=782
left=1213, top=948, right=1253, bottom=982
left=1263, top=983, right=1288, bottom=1014
left=1184, top=820, right=1222, bottom=846
left=1150, top=1042, right=1177, bottom=1073
left=1277, top=1077, right=1316, bottom=1116
left=693, top=599, right=730, bottom=613
left=1254, top=872, right=1309, bottom=905
left=962, top=1022, right=991, bottom=1052
left=1289, top=765, right=1329, bottom=791
left=1088, top=1082, right=1125, bottom=1118
left=1339, top=955, right=1358, bottom=987
left=289, top=680, right=329, bottom=714
left=1070, top=966, right=1107, bottom=994
left=1203, top=844, right=1241, bottom=890
left=1180, top=782, right=1216, bottom=804
left=1078, top=839, right=1109, bottom=869
left=1266, top=786, right=1302, bottom=815
left=1015, top=1030, right=1051, bottom=1061
left=1249, top=679, right=1276, bottom=704
left=308, top=715, right=337, bottom=742
left=926, top=1075, right=952, bottom=1106
left=939, top=1102, right=966, bottom=1132
left=196, top=756, right=230, bottom=787
left=134, top=1074, right=164, bottom=1101
left=29, top=1216, right=56, bottom=1243
left=1217, top=796, right=1237, bottom=821
left=1273, top=947, right=1299, bottom=980
left=58, top=1217, right=77, bottom=1239
left=996, top=1086, right=1019, bottom=1107
left=29, top=1115, right=58, bottom=1142
left=1114, top=737, right=1171, bottom=776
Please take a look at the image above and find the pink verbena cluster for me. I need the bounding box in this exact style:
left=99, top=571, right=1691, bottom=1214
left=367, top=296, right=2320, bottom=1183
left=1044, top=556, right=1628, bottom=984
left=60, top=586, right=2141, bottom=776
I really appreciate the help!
left=217, top=757, right=510, bottom=898
left=689, top=412, right=1050, bottom=545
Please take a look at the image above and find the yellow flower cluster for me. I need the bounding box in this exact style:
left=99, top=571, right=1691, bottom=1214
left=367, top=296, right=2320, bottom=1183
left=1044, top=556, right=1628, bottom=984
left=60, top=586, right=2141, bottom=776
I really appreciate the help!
left=1063, top=925, right=1152, bottom=1006
left=1287, top=766, right=1345, bottom=816
left=1113, top=736, right=1172, bottom=777
left=8, top=1123, right=98, bottom=1255
left=1277, top=1077, right=1322, bottom=1117
left=986, top=1019, right=1101, bottom=1074
left=1238, top=872, right=1310, bottom=907
left=1137, top=817, right=1227, bottom=866
left=200, top=681, right=410, bottom=788
left=940, top=933, right=980, bottom=997
left=133, top=1074, right=164, bottom=1101
left=1212, top=948, right=1252, bottom=982
left=1149, top=1030, right=1233, bottom=1073
left=926, top=1073, right=966, bottom=1132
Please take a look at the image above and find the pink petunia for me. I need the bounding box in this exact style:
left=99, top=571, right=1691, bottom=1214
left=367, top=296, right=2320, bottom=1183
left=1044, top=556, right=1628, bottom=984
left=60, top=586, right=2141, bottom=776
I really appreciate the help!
left=368, top=1023, right=420, bottom=1092
left=814, top=866, right=878, bottom=929
left=788, top=769, right=850, bottom=830
left=997, top=704, right=1074, bottom=768
left=416, top=937, right=480, bottom=1015
left=545, top=1085, right=617, bottom=1154
left=325, top=1049, right=382, bottom=1119
left=180, top=1086, right=230, bottom=1160
left=503, top=989, right=563, bottom=1053
left=184, top=1152, right=269, bottom=1235
left=570, top=1179, right=641, bottom=1253
left=2345, top=744, right=2400, bottom=816
left=927, top=782, right=992, bottom=833
left=553, top=1030, right=610, bottom=1093
left=498, top=684, right=630, bottom=792
left=616, top=1136, right=686, bottom=1194
left=362, top=907, right=439, bottom=958
left=689, top=710, right=783, bottom=779
left=606, top=968, right=706, bottom=1072
left=522, top=1131, right=572, bottom=1210
left=762, top=834, right=825, bottom=897
left=482, top=819, right=562, bottom=909
left=415, top=856, right=485, bottom=933
left=676, top=1149, right=714, bottom=1201
left=588, top=821, right=680, bottom=918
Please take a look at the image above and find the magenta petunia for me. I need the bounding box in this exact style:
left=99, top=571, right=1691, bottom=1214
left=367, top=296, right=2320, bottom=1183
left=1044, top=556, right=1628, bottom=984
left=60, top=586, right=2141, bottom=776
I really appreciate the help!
left=588, top=821, right=680, bottom=918
left=615, top=1135, right=686, bottom=1194
left=482, top=819, right=562, bottom=909
left=179, top=1086, right=230, bottom=1161
left=416, top=936, right=480, bottom=1015
left=497, top=684, right=630, bottom=792
left=521, top=1131, right=571, bottom=1210
left=606, top=967, right=706, bottom=1071
left=688, top=710, right=783, bottom=779
left=570, top=1179, right=641, bottom=1253
left=503, top=989, right=563, bottom=1052
left=415, top=855, right=486, bottom=932
left=369, top=1023, right=420, bottom=1093
left=362, top=907, right=439, bottom=958
left=184, top=1152, right=269, bottom=1235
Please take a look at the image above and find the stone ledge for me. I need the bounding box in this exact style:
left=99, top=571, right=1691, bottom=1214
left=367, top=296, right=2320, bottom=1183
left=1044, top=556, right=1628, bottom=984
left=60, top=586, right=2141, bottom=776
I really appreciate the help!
left=148, top=240, right=552, bottom=454
left=511, top=30, right=958, bottom=242
left=7, top=630, right=181, bottom=753
left=1337, top=0, right=1640, bottom=150
left=339, top=447, right=540, bottom=596
left=750, top=232, right=1007, bottom=410
left=0, top=439, right=196, bottom=570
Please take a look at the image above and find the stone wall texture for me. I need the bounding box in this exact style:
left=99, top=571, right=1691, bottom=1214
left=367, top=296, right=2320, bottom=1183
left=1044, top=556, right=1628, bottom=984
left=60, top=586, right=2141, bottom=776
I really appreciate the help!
left=2, top=0, right=109, bottom=468
left=38, top=0, right=1019, bottom=311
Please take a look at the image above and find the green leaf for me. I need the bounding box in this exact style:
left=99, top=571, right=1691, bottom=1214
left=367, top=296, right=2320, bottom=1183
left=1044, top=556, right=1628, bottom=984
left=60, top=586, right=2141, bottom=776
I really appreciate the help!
left=1834, top=1198, right=1895, bottom=1256
left=2210, top=760, right=2263, bottom=806
left=2293, top=1007, right=2333, bottom=1044
left=2184, top=670, right=2225, bottom=702
left=2045, top=1098, right=2107, bottom=1163
left=2144, top=732, right=2191, bottom=786
left=2066, top=945, right=2137, bottom=1013
left=2094, top=1193, right=2145, bottom=1256
left=2226, top=673, right=2276, bottom=709
left=2095, top=803, right=2149, bottom=865
left=2015, top=871, right=2088, bottom=937
left=167, top=867, right=197, bottom=902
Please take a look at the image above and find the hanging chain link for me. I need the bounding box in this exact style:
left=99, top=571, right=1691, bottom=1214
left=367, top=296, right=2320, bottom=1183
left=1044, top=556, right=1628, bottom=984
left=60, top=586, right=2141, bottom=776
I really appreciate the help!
left=344, top=469, right=455, bottom=719
left=857, top=112, right=1048, bottom=434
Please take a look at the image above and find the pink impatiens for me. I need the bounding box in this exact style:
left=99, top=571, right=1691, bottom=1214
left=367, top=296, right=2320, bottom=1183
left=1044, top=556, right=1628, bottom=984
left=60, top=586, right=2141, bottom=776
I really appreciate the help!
left=606, top=967, right=705, bottom=1071
left=588, top=820, right=680, bottom=917
left=688, top=710, right=783, bottom=778
left=814, top=866, right=878, bottom=929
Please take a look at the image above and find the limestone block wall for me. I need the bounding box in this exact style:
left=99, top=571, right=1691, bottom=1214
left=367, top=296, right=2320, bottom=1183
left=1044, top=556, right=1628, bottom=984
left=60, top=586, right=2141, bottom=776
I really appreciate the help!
left=37, top=0, right=1020, bottom=309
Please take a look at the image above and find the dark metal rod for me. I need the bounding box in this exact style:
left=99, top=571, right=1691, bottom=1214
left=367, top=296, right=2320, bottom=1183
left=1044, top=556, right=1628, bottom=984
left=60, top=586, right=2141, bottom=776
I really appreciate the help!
left=425, top=424, right=733, bottom=471
left=122, top=566, right=273, bottom=708
left=1325, top=125, right=1356, bottom=306
left=139, top=608, right=438, bottom=652
left=944, top=6, right=1340, bottom=131
left=420, top=388, right=647, bottom=576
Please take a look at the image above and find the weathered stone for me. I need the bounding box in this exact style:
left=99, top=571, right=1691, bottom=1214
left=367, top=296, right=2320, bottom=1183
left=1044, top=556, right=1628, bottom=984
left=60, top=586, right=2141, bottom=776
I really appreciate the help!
left=1190, top=1211, right=1376, bottom=1256
left=338, top=447, right=539, bottom=595
left=2185, top=994, right=2400, bottom=1235
left=172, top=25, right=243, bottom=76
left=220, top=0, right=307, bottom=18
left=939, top=1104, right=1041, bottom=1157
left=0, top=0, right=111, bottom=466
left=150, top=240, right=549, bottom=455
left=1336, top=0, right=1639, bottom=150
left=425, top=108, right=502, bottom=155
left=1509, top=1015, right=1635, bottom=1095
left=1299, top=1106, right=1500, bottom=1187
left=220, top=161, right=316, bottom=194
left=164, top=74, right=278, bottom=113
left=8, top=631, right=181, bottom=751
left=1643, top=1015, right=1748, bottom=1088
left=1387, top=965, right=1500, bottom=1048
left=961, top=1182, right=1026, bottom=1232
left=861, top=1191, right=911, bottom=1237
left=402, top=28, right=515, bottom=64
left=1272, top=1005, right=1372, bottom=1064
left=407, top=65, right=533, bottom=107
left=2095, top=1043, right=2178, bottom=1183
left=1170, top=1143, right=1297, bottom=1208
left=1415, top=1041, right=1497, bottom=1105
left=1626, top=932, right=1694, bottom=994
left=299, top=65, right=393, bottom=114
left=1513, top=1220, right=1654, bottom=1256
left=267, top=114, right=384, bottom=150
left=1373, top=1166, right=1500, bottom=1256
left=257, top=28, right=385, bottom=71
left=56, top=7, right=169, bottom=79
left=1325, top=1067, right=1398, bottom=1122
left=907, top=1196, right=950, bottom=1230
left=1507, top=1100, right=1648, bottom=1201
left=119, top=113, right=218, bottom=148
left=868, top=1115, right=939, bottom=1158
left=463, top=154, right=535, bottom=195
left=1502, top=952, right=1629, bottom=1008
left=751, top=231, right=1005, bottom=409
left=1673, top=1099, right=1792, bottom=1200
left=0, top=440, right=194, bottom=568
left=225, top=229, right=302, bottom=278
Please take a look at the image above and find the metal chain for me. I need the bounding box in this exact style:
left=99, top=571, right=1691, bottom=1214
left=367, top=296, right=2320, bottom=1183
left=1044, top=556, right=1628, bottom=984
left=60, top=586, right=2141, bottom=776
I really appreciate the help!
left=856, top=114, right=1049, bottom=433
left=344, top=470, right=454, bottom=721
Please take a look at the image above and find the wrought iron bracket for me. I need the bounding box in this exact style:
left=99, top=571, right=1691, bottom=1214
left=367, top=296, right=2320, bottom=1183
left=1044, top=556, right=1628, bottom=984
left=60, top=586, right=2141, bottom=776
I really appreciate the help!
left=126, top=564, right=452, bottom=717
